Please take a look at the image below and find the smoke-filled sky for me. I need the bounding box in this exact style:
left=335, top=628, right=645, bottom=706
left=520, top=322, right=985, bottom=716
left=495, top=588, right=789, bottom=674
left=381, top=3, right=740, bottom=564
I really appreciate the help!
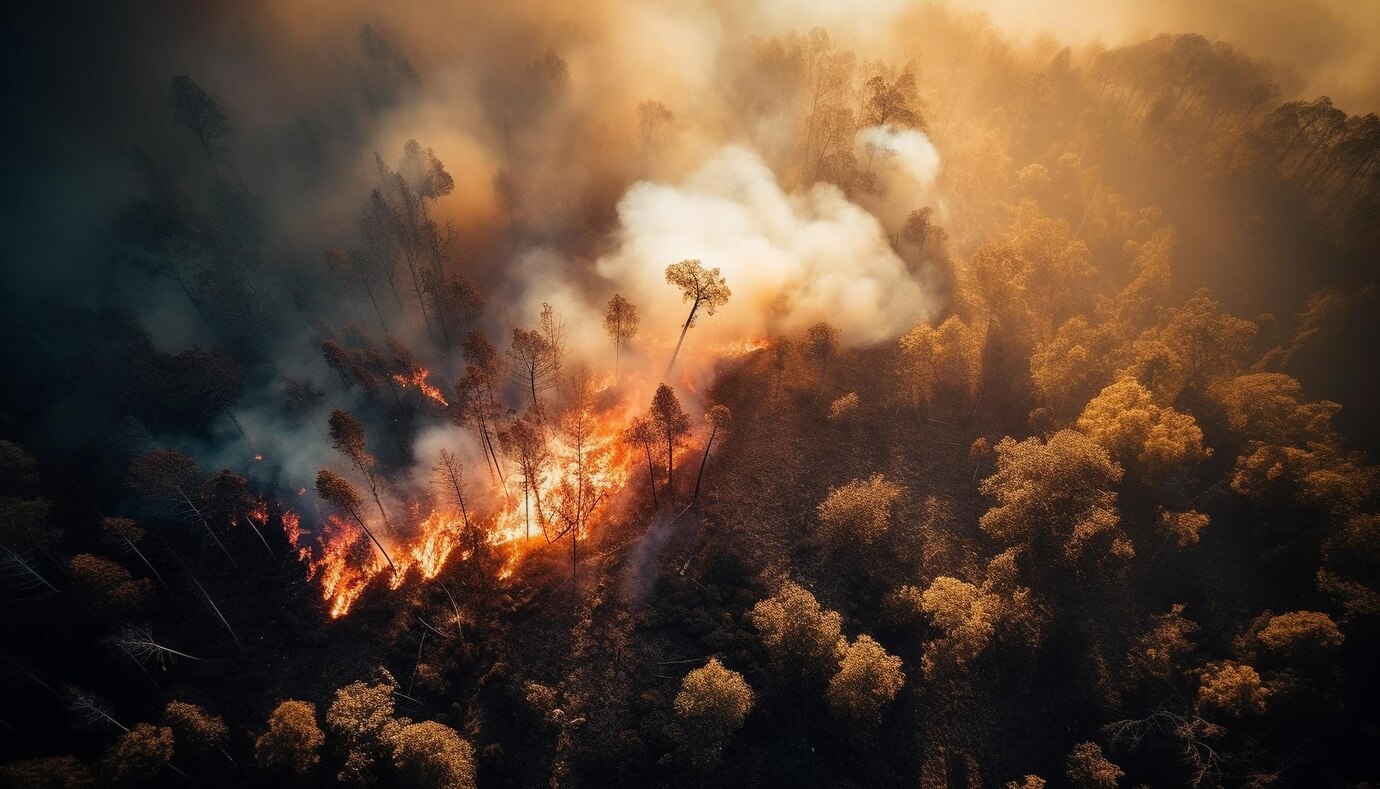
left=2, top=0, right=1377, bottom=466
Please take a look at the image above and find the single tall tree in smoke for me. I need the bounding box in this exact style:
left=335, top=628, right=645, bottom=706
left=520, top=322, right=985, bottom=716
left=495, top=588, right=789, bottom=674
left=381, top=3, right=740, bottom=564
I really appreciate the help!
left=315, top=468, right=396, bottom=577
left=650, top=384, right=691, bottom=498
left=603, top=293, right=640, bottom=378
left=327, top=409, right=393, bottom=533
left=665, top=260, right=731, bottom=377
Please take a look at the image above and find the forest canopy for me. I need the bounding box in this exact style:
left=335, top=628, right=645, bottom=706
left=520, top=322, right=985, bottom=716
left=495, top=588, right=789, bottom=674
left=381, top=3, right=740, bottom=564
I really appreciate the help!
left=1, top=1, right=1379, bottom=787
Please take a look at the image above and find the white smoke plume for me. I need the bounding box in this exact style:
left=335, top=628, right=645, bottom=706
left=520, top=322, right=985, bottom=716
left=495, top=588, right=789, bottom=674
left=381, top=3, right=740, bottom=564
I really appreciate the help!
left=592, top=145, right=938, bottom=374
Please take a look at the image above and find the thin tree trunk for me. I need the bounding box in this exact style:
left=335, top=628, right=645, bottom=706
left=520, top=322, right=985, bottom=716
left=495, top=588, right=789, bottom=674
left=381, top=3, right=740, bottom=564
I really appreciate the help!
left=643, top=445, right=659, bottom=509
left=348, top=506, right=396, bottom=577
left=693, top=426, right=718, bottom=503
left=666, top=301, right=700, bottom=379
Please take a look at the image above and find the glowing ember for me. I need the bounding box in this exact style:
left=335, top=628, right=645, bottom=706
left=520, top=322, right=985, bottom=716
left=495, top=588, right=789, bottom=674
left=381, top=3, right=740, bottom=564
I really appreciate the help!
left=392, top=366, right=449, bottom=407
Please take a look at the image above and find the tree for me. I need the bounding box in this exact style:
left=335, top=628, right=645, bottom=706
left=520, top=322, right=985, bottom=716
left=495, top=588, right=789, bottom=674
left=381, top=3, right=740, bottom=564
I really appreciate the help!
left=254, top=701, right=324, bottom=775
left=0, top=755, right=94, bottom=788
left=603, top=293, right=640, bottom=377
left=162, top=701, right=228, bottom=758
left=1256, top=611, right=1344, bottom=664
left=693, top=405, right=730, bottom=503
left=99, top=723, right=174, bottom=784
left=919, top=576, right=998, bottom=677
left=1127, top=603, right=1199, bottom=685
left=827, top=635, right=905, bottom=726
left=508, top=327, right=557, bottom=412
left=548, top=389, right=609, bottom=599
left=326, top=670, right=402, bottom=786
left=1065, top=742, right=1122, bottom=789
left=979, top=431, right=1131, bottom=576
left=902, top=206, right=948, bottom=256
left=864, top=71, right=922, bottom=128
left=1196, top=660, right=1268, bottom=716
left=899, top=316, right=983, bottom=409
left=805, top=322, right=840, bottom=385
left=638, top=100, right=674, bottom=150
left=1075, top=376, right=1210, bottom=480
left=664, top=259, right=731, bottom=376
left=315, top=468, right=396, bottom=577
left=816, top=474, right=904, bottom=552
left=672, top=658, right=754, bottom=769
left=432, top=449, right=476, bottom=553
left=456, top=331, right=506, bottom=482
left=498, top=415, right=550, bottom=540
left=127, top=449, right=233, bottom=564
left=390, top=721, right=476, bottom=789
left=649, top=384, right=691, bottom=498
left=168, top=76, right=231, bottom=169
left=68, top=554, right=151, bottom=616
left=1318, top=513, right=1380, bottom=618
left=109, top=626, right=202, bottom=669
left=748, top=580, right=845, bottom=682
left=327, top=409, right=392, bottom=534
left=624, top=417, right=659, bottom=509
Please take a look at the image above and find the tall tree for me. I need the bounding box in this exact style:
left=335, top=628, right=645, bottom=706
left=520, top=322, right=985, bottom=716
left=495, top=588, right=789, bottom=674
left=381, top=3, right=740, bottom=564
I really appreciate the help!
left=650, top=384, right=691, bottom=498
left=624, top=417, right=660, bottom=509
left=327, top=409, right=392, bottom=533
left=315, top=468, right=395, bottom=576
left=603, top=293, right=640, bottom=378
left=693, top=405, right=730, bottom=503
left=664, top=260, right=731, bottom=377
left=498, top=415, right=550, bottom=541
left=432, top=449, right=476, bottom=554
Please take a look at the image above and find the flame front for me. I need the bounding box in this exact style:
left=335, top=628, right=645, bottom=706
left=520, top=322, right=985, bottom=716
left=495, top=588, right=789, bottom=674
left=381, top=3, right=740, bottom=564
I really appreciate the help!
left=392, top=365, right=449, bottom=407
left=283, top=380, right=641, bottom=617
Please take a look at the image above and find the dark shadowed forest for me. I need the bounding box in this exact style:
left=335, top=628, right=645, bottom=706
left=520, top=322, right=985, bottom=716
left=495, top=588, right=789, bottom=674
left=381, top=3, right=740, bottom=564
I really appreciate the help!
left=2, top=1, right=1379, bottom=787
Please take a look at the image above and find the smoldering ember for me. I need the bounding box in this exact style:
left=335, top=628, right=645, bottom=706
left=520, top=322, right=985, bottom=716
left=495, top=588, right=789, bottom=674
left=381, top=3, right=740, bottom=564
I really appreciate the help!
left=2, top=1, right=1379, bottom=787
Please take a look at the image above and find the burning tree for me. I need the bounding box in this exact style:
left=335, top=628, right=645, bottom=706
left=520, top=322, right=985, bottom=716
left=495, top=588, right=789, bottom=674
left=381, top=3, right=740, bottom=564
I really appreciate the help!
left=327, top=409, right=393, bottom=533
left=456, top=331, right=507, bottom=484
left=665, top=259, right=731, bottom=377
left=432, top=449, right=477, bottom=553
left=498, top=415, right=551, bottom=540
left=315, top=468, right=396, bottom=577
left=548, top=388, right=610, bottom=600
left=603, top=293, right=640, bottom=378
left=508, top=323, right=559, bottom=412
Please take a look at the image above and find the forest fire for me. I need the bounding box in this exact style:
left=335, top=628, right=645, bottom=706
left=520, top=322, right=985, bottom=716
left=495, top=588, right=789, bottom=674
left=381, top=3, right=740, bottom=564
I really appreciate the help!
left=287, top=392, right=641, bottom=616
left=7, top=0, right=1380, bottom=784
left=391, top=366, right=448, bottom=407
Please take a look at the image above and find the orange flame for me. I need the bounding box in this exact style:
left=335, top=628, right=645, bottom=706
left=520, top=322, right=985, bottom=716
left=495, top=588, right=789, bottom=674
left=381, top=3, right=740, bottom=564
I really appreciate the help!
left=392, top=366, right=449, bottom=407
left=283, top=372, right=671, bottom=617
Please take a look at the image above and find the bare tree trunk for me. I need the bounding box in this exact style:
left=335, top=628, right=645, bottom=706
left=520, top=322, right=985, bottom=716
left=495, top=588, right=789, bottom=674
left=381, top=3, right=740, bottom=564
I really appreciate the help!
left=693, top=426, right=719, bottom=504
left=666, top=301, right=700, bottom=379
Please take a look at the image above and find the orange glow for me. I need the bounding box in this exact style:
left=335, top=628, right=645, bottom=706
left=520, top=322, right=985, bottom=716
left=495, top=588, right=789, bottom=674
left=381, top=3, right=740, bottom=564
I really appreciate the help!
left=392, top=366, right=449, bottom=407
left=281, top=374, right=649, bottom=617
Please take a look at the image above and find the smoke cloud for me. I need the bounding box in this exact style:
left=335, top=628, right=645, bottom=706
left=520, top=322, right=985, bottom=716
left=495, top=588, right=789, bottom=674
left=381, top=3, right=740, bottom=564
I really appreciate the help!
left=596, top=145, right=937, bottom=353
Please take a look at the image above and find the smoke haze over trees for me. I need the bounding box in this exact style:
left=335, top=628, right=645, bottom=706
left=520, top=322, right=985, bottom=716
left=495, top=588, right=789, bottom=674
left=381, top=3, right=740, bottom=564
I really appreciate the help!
left=2, top=0, right=1380, bottom=786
